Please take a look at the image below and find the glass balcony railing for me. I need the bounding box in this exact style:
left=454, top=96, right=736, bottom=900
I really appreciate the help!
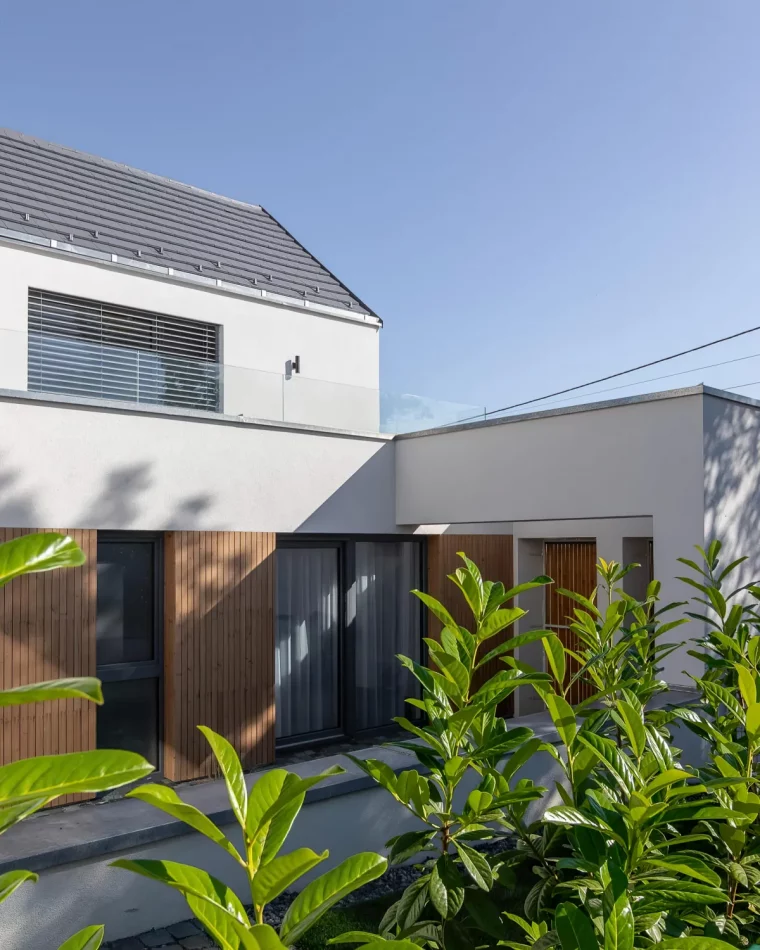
left=0, top=329, right=484, bottom=435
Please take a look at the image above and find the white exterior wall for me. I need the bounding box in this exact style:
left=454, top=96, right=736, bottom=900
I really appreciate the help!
left=0, top=242, right=381, bottom=430
left=703, top=393, right=760, bottom=587
left=0, top=397, right=399, bottom=534
left=396, top=393, right=708, bottom=684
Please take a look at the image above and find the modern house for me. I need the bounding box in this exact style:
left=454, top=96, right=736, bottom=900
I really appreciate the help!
left=1, top=128, right=759, bottom=947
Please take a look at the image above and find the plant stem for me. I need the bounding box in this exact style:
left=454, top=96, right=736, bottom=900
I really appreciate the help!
left=727, top=878, right=739, bottom=919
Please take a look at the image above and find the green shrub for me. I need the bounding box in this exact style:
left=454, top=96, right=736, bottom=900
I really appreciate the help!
left=115, top=728, right=388, bottom=949
left=342, top=549, right=752, bottom=950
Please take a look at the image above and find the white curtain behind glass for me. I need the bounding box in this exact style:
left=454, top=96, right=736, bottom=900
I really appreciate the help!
left=354, top=541, right=421, bottom=731
left=275, top=548, right=339, bottom=739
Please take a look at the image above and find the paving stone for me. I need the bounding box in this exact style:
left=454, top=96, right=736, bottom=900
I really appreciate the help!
left=110, top=939, right=147, bottom=950
left=179, top=936, right=214, bottom=949
left=166, top=921, right=200, bottom=939
left=140, top=930, right=175, bottom=948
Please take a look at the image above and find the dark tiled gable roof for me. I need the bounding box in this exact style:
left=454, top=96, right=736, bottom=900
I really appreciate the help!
left=0, top=128, right=376, bottom=318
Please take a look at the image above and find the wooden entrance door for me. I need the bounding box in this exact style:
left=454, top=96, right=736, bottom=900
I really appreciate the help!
left=544, top=541, right=597, bottom=704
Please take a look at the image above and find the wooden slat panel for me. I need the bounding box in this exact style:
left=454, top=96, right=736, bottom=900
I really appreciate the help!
left=427, top=535, right=514, bottom=715
left=0, top=527, right=97, bottom=806
left=545, top=540, right=597, bottom=704
left=163, top=531, right=276, bottom=781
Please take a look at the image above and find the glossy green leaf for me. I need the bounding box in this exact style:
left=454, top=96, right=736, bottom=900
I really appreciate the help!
left=127, top=784, right=242, bottom=864
left=449, top=558, right=482, bottom=618
left=0, top=869, right=37, bottom=904
left=699, top=681, right=744, bottom=721
left=543, top=806, right=625, bottom=846
left=0, top=796, right=49, bottom=834
left=430, top=649, right=469, bottom=698
left=577, top=732, right=637, bottom=794
left=647, top=855, right=721, bottom=887
left=478, top=607, right=525, bottom=642
left=544, top=692, right=576, bottom=748
left=659, top=941, right=737, bottom=950
left=0, top=533, right=85, bottom=587
left=746, top=702, right=760, bottom=744
left=246, top=768, right=291, bottom=862
left=602, top=863, right=633, bottom=950
left=555, top=587, right=600, bottom=618
left=246, top=924, right=290, bottom=949
left=347, top=756, right=398, bottom=797
left=252, top=847, right=328, bottom=905
left=453, top=840, right=492, bottom=890
left=254, top=767, right=345, bottom=839
left=555, top=901, right=599, bottom=950
left=719, top=822, right=746, bottom=856
left=387, top=829, right=437, bottom=864
left=198, top=726, right=247, bottom=828
left=636, top=881, right=727, bottom=908
left=614, top=701, right=646, bottom=760
left=501, top=737, right=546, bottom=782
left=328, top=932, right=385, bottom=945
left=477, top=628, right=553, bottom=668
left=111, top=859, right=249, bottom=924
left=0, top=678, right=103, bottom=707
left=279, top=852, right=387, bottom=946
left=643, top=768, right=693, bottom=796
left=57, top=926, right=105, bottom=950
left=543, top=634, right=566, bottom=686
left=0, top=750, right=154, bottom=805
left=429, top=860, right=450, bottom=918
left=358, top=942, right=421, bottom=950
left=411, top=590, right=459, bottom=631
left=185, top=896, right=260, bottom=950
left=735, top=664, right=758, bottom=707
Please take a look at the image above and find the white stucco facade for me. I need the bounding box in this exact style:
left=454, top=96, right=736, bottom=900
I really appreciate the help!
left=0, top=241, right=381, bottom=430
left=0, top=393, right=399, bottom=534
left=396, top=387, right=760, bottom=686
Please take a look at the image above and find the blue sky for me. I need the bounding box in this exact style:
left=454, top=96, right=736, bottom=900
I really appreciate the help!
left=3, top=2, right=760, bottom=415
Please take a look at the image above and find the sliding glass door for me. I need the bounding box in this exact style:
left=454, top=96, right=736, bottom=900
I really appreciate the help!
left=354, top=541, right=421, bottom=731
left=275, top=545, right=340, bottom=740
left=275, top=537, right=424, bottom=744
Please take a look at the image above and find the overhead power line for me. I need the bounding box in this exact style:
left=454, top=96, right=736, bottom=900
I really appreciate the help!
left=508, top=349, right=760, bottom=413
left=453, top=320, right=760, bottom=426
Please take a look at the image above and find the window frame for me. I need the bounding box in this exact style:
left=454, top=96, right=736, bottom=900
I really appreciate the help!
left=275, top=534, right=427, bottom=750
left=28, top=288, right=222, bottom=413
left=96, top=531, right=164, bottom=771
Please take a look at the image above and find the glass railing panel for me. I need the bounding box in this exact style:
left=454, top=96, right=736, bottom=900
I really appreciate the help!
left=0, top=328, right=487, bottom=435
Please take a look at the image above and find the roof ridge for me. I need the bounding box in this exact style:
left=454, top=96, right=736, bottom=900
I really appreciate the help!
left=0, top=127, right=265, bottom=214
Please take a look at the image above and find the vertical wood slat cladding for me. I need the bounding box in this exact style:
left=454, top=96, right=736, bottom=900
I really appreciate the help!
left=164, top=531, right=275, bottom=782
left=427, top=535, right=514, bottom=714
left=545, top=541, right=598, bottom=704
left=0, top=528, right=97, bottom=805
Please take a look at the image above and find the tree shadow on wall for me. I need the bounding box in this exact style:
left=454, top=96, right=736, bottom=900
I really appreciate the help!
left=704, top=396, right=760, bottom=588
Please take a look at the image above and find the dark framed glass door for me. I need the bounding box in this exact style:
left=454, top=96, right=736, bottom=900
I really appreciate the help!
left=275, top=543, right=341, bottom=741
left=96, top=533, right=162, bottom=769
left=275, top=536, right=424, bottom=746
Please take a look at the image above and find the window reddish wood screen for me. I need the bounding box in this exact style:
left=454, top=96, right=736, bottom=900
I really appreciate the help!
left=544, top=540, right=597, bottom=704
left=0, top=528, right=97, bottom=805
left=427, top=534, right=514, bottom=716
left=163, top=531, right=276, bottom=781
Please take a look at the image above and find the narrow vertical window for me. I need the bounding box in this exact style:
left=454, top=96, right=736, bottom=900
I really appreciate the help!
left=96, top=535, right=162, bottom=767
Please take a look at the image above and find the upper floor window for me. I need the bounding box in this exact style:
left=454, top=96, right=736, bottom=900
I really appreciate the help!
left=28, top=289, right=220, bottom=412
